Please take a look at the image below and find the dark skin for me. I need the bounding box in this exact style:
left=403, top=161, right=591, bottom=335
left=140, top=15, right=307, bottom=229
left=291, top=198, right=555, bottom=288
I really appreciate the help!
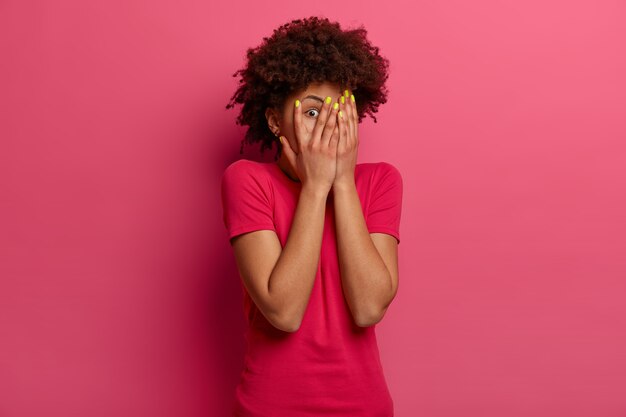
left=262, top=82, right=399, bottom=327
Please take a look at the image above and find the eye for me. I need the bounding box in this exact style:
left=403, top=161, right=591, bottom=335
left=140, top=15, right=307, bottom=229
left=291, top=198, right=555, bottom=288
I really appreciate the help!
left=305, top=108, right=320, bottom=118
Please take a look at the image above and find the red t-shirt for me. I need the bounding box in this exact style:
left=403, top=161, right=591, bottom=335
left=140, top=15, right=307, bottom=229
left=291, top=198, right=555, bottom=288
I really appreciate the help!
left=220, top=159, right=403, bottom=417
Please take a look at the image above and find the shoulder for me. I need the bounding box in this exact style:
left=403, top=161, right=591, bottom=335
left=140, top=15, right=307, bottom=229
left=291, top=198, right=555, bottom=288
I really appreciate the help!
left=223, top=158, right=264, bottom=176
left=357, top=161, right=402, bottom=183
left=221, top=159, right=275, bottom=195
left=222, top=159, right=271, bottom=182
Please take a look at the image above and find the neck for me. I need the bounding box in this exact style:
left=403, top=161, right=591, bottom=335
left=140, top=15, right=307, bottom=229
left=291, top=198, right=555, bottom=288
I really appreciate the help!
left=277, top=153, right=300, bottom=183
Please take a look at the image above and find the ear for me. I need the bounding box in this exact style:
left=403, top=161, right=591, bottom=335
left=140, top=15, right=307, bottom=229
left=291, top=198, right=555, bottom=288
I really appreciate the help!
left=265, top=107, right=281, bottom=134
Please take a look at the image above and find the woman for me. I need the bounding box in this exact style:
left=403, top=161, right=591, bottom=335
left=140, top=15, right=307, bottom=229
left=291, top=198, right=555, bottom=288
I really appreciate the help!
left=221, top=16, right=403, bottom=417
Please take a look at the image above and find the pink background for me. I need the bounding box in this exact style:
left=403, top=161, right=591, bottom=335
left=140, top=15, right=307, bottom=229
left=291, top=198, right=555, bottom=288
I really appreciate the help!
left=1, top=1, right=625, bottom=416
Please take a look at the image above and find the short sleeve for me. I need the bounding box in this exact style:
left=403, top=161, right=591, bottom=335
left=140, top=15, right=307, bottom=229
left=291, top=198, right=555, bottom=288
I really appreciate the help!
left=220, top=160, right=276, bottom=242
left=366, top=162, right=403, bottom=244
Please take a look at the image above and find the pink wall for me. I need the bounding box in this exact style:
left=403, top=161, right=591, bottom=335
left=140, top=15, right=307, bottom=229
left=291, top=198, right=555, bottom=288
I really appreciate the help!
left=1, top=1, right=625, bottom=416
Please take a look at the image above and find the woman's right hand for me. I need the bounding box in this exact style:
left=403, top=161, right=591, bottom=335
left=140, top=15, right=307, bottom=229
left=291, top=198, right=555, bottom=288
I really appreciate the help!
left=281, top=96, right=340, bottom=195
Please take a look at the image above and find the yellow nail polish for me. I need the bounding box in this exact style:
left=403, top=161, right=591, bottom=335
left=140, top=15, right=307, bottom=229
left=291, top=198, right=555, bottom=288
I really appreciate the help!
left=344, top=89, right=349, bottom=97
left=279, top=136, right=284, bottom=144
left=325, top=96, right=332, bottom=104
left=341, top=96, right=345, bottom=104
left=295, top=99, right=300, bottom=108
left=351, top=94, right=355, bottom=102
left=339, top=110, right=343, bottom=119
left=333, top=102, right=338, bottom=110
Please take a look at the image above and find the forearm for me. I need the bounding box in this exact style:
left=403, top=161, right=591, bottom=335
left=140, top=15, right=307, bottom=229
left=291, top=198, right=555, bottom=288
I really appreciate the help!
left=268, top=185, right=328, bottom=330
left=333, top=180, right=393, bottom=326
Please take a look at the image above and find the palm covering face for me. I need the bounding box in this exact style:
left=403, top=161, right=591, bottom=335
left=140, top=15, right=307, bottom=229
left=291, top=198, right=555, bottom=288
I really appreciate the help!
left=280, top=89, right=358, bottom=192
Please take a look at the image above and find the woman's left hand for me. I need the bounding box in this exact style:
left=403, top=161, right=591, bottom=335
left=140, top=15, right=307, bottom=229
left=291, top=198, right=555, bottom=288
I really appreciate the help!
left=333, top=89, right=359, bottom=188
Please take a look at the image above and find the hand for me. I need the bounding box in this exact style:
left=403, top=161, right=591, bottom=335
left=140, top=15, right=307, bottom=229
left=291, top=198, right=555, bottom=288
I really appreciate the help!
left=333, top=89, right=359, bottom=188
left=280, top=96, right=340, bottom=194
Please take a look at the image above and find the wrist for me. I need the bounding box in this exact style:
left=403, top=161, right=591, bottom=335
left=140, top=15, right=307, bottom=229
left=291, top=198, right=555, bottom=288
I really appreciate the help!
left=332, top=175, right=356, bottom=192
left=301, top=183, right=330, bottom=200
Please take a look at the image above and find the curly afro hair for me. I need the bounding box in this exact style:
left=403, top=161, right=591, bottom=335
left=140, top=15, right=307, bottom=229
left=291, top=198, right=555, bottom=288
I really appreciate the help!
left=225, top=16, right=391, bottom=160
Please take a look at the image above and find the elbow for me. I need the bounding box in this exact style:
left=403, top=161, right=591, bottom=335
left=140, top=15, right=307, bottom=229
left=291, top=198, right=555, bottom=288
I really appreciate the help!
left=355, top=315, right=380, bottom=328
left=279, top=320, right=301, bottom=333
left=271, top=313, right=302, bottom=333
left=354, top=272, right=397, bottom=328
left=264, top=288, right=302, bottom=332
left=354, top=309, right=384, bottom=328
left=355, top=297, right=394, bottom=327
left=354, top=292, right=394, bottom=328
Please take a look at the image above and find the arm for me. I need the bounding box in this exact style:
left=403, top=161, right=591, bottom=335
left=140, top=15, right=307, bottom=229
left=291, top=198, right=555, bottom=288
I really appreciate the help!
left=227, top=92, right=341, bottom=333
left=332, top=181, right=399, bottom=327
left=330, top=90, right=401, bottom=327
left=231, top=185, right=328, bottom=332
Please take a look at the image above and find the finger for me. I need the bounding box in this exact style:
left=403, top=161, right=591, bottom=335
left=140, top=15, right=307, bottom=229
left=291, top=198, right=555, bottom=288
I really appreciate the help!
left=321, top=100, right=340, bottom=147
left=293, top=98, right=305, bottom=148
left=279, top=135, right=298, bottom=170
left=311, top=96, right=333, bottom=145
left=343, top=89, right=352, bottom=146
left=350, top=91, right=358, bottom=142
left=329, top=117, right=339, bottom=151
left=341, top=90, right=353, bottom=149
left=337, top=100, right=347, bottom=153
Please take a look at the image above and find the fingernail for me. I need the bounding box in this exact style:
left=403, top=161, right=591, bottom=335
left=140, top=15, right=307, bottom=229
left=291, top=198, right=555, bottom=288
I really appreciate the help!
left=351, top=94, right=355, bottom=102
left=325, top=96, right=332, bottom=104
left=344, top=89, right=349, bottom=97
left=279, top=136, right=284, bottom=144
left=341, top=96, right=345, bottom=104
left=339, top=110, right=343, bottom=119
left=295, top=99, right=300, bottom=108
left=333, top=102, right=338, bottom=110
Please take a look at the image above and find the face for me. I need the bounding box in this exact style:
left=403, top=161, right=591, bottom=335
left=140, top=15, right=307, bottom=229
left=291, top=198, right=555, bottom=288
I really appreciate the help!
left=266, top=81, right=345, bottom=156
